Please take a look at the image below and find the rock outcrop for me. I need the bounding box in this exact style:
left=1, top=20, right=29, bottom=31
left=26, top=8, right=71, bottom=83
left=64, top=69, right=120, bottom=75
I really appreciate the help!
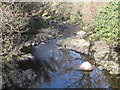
left=91, top=41, right=110, bottom=61
left=91, top=40, right=119, bottom=75
left=56, top=31, right=90, bottom=55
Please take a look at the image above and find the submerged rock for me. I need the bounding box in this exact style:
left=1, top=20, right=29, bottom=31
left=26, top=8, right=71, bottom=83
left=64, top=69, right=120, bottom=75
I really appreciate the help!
left=77, top=61, right=94, bottom=71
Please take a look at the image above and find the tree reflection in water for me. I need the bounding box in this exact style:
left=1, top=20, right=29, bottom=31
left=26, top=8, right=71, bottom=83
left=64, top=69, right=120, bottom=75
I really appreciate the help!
left=67, top=69, right=110, bottom=88
left=30, top=43, right=118, bottom=88
left=37, top=49, right=110, bottom=88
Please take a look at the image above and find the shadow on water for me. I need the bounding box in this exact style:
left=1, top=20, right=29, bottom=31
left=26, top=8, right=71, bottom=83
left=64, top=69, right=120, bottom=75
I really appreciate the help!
left=18, top=25, right=119, bottom=88
left=18, top=38, right=120, bottom=88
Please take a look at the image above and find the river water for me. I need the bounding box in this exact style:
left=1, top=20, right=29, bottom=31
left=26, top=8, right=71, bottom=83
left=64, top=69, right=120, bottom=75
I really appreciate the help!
left=26, top=37, right=119, bottom=88
left=19, top=25, right=119, bottom=88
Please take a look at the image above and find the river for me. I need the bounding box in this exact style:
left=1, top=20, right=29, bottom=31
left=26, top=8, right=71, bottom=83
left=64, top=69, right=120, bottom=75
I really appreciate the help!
left=19, top=25, right=119, bottom=88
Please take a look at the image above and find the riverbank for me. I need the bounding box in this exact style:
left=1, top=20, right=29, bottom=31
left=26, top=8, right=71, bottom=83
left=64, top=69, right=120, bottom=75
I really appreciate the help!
left=2, top=24, right=62, bottom=89
left=1, top=2, right=119, bottom=89
left=56, top=30, right=120, bottom=75
left=2, top=24, right=79, bottom=89
left=2, top=24, right=120, bottom=89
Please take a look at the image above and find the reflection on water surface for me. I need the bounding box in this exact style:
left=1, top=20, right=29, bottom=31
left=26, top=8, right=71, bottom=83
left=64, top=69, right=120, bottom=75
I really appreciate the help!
left=25, top=40, right=119, bottom=88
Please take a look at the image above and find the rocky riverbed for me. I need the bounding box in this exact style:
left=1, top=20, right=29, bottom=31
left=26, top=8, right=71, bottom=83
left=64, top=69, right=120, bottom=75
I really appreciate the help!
left=56, top=30, right=120, bottom=75
left=2, top=25, right=63, bottom=89
left=2, top=24, right=80, bottom=89
left=2, top=24, right=120, bottom=89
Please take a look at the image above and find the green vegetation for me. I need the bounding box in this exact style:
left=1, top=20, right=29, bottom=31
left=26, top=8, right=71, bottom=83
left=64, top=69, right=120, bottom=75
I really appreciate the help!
left=91, top=1, right=119, bottom=45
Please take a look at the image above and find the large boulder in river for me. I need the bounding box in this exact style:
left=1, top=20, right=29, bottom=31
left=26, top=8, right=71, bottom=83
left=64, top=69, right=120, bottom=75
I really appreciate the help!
left=56, top=34, right=90, bottom=54
left=77, top=61, right=94, bottom=71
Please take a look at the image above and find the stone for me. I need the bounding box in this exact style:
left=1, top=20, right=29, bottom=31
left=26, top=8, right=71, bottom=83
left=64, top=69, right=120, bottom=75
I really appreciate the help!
left=24, top=42, right=31, bottom=47
left=18, top=54, right=34, bottom=61
left=8, top=69, right=30, bottom=88
left=76, top=31, right=87, bottom=38
left=8, top=69, right=37, bottom=88
left=94, top=51, right=108, bottom=61
left=48, top=35, right=52, bottom=39
left=4, top=61, right=18, bottom=70
left=77, top=31, right=86, bottom=35
left=22, top=69, right=37, bottom=82
left=98, top=66, right=104, bottom=70
left=96, top=59, right=120, bottom=75
left=56, top=37, right=90, bottom=55
left=109, top=68, right=120, bottom=75
left=91, top=40, right=110, bottom=61
left=77, top=61, right=94, bottom=71
left=40, top=42, right=45, bottom=45
left=92, top=41, right=109, bottom=52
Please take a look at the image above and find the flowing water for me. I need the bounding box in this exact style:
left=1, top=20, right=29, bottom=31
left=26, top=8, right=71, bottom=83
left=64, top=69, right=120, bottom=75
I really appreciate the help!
left=26, top=38, right=119, bottom=88
left=19, top=25, right=119, bottom=88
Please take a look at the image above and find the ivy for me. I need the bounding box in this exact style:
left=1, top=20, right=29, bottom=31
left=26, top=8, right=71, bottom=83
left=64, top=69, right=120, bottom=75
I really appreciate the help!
left=92, top=1, right=119, bottom=44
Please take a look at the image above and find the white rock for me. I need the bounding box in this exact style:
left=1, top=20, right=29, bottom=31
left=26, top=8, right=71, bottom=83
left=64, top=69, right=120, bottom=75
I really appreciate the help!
left=77, top=31, right=86, bottom=35
left=40, top=42, right=45, bottom=45
left=80, top=39, right=90, bottom=47
left=77, top=61, right=94, bottom=71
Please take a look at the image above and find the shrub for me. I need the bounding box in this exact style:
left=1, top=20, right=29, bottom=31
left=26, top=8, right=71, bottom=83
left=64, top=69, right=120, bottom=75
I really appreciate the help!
left=92, top=1, right=119, bottom=45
